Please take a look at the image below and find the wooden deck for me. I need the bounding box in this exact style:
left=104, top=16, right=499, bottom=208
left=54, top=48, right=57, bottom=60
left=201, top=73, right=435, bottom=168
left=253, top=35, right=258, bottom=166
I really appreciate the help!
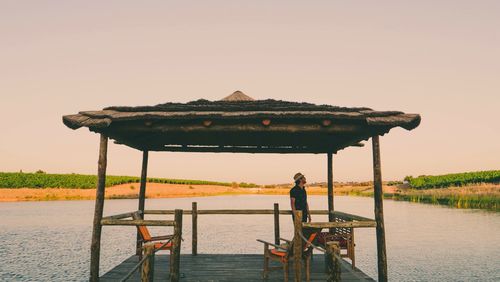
left=101, top=254, right=374, bottom=281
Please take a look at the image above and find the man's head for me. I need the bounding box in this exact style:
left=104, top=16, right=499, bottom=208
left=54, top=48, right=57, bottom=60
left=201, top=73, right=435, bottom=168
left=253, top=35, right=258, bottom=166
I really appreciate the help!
left=293, top=172, right=307, bottom=186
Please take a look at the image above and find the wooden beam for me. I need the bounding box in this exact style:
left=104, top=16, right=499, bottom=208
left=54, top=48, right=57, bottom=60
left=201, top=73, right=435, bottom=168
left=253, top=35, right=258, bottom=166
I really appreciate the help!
left=198, top=209, right=282, bottom=214
left=331, top=210, right=374, bottom=222
left=145, top=209, right=194, bottom=215
left=107, top=126, right=376, bottom=153
left=114, top=130, right=368, bottom=148
left=141, top=243, right=155, bottom=282
left=326, top=242, right=341, bottom=282
left=274, top=203, right=280, bottom=245
left=143, top=209, right=374, bottom=220
left=138, top=151, right=149, bottom=212
left=137, top=150, right=149, bottom=256
left=293, top=210, right=303, bottom=282
left=327, top=152, right=334, bottom=222
left=100, top=219, right=175, bottom=226
left=90, top=134, right=108, bottom=282
left=170, top=209, right=183, bottom=282
left=111, top=123, right=367, bottom=134
left=159, top=146, right=342, bottom=154
left=302, top=221, right=376, bottom=229
left=372, top=135, right=388, bottom=282
left=101, top=212, right=134, bottom=220
left=192, top=202, right=198, bottom=256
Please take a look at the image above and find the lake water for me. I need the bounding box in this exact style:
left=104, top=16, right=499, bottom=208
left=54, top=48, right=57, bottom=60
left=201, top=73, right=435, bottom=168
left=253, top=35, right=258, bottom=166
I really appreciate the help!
left=0, top=195, right=499, bottom=281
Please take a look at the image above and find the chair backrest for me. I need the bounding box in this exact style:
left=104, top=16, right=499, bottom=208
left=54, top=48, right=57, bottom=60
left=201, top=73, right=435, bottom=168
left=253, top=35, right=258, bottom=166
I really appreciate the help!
left=306, top=231, right=318, bottom=245
left=132, top=212, right=152, bottom=241
left=333, top=215, right=353, bottom=236
left=304, top=229, right=319, bottom=251
left=287, top=228, right=320, bottom=255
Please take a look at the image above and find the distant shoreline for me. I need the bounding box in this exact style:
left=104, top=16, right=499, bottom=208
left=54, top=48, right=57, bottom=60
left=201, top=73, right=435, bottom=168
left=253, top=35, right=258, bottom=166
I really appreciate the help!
left=0, top=183, right=335, bottom=202
left=1, top=182, right=498, bottom=211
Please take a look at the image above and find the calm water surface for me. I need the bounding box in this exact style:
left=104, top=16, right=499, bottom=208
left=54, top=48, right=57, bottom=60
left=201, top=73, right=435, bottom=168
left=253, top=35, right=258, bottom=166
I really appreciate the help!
left=1, top=195, right=499, bottom=281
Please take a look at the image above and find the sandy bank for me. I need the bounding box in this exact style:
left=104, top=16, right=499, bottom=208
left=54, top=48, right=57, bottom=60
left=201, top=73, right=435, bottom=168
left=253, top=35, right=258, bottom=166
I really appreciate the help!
left=0, top=183, right=387, bottom=202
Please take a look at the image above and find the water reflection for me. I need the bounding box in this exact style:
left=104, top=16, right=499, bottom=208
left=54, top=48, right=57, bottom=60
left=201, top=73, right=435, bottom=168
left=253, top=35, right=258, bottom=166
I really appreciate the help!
left=0, top=196, right=498, bottom=281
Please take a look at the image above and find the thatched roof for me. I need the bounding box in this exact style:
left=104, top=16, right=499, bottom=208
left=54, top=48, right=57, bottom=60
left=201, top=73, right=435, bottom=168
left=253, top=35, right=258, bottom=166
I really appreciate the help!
left=63, top=91, right=420, bottom=153
left=220, top=90, right=255, bottom=101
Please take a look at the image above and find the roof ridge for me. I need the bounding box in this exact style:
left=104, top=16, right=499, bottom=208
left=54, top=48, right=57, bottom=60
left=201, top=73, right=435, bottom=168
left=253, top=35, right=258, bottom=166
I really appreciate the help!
left=221, top=91, right=255, bottom=101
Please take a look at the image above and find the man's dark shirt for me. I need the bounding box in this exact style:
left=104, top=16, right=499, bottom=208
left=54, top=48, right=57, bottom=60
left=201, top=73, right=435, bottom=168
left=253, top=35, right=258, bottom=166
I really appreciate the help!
left=290, top=185, right=308, bottom=221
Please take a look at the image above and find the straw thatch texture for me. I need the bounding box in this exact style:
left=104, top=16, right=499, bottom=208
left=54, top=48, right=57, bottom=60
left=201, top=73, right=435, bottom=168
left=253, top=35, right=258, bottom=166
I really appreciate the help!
left=220, top=91, right=255, bottom=101
left=62, top=96, right=420, bottom=153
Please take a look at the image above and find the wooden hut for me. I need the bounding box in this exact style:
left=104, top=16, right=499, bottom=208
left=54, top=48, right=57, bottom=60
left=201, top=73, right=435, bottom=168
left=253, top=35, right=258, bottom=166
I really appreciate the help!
left=63, top=91, right=421, bottom=281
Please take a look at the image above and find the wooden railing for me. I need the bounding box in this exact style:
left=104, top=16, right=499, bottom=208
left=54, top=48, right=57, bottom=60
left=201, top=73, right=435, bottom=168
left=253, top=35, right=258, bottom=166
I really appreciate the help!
left=101, top=203, right=375, bottom=281
left=100, top=209, right=183, bottom=282
left=144, top=202, right=375, bottom=254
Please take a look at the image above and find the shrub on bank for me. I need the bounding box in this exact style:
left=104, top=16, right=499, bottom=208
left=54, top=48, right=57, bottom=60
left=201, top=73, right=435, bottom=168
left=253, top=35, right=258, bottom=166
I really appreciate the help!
left=404, top=170, right=500, bottom=189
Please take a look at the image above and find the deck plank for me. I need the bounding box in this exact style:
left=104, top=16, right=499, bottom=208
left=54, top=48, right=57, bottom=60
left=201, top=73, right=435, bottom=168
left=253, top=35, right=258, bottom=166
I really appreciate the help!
left=101, top=254, right=374, bottom=281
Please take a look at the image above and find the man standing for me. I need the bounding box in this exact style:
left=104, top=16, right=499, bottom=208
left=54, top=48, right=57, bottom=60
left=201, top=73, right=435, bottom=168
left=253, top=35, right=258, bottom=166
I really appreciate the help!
left=290, top=172, right=311, bottom=222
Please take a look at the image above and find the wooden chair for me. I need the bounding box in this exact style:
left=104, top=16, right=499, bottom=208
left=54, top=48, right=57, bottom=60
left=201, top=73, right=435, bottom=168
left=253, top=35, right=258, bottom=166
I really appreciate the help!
left=316, top=221, right=356, bottom=268
left=132, top=212, right=174, bottom=256
left=257, top=229, right=320, bottom=282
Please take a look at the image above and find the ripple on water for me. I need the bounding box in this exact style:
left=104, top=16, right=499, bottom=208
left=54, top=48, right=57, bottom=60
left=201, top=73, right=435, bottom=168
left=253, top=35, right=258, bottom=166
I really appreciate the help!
left=0, top=196, right=499, bottom=281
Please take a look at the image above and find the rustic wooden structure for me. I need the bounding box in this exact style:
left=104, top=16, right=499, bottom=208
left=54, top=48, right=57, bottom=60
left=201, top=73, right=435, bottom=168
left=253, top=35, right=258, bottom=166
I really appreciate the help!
left=257, top=212, right=320, bottom=282
left=141, top=243, right=155, bottom=282
left=317, top=223, right=356, bottom=267
left=131, top=212, right=174, bottom=258
left=63, top=91, right=420, bottom=281
left=137, top=151, right=149, bottom=255
left=128, top=202, right=376, bottom=280
left=325, top=242, right=341, bottom=282
left=191, top=202, right=198, bottom=256
left=99, top=210, right=183, bottom=282
left=101, top=254, right=374, bottom=281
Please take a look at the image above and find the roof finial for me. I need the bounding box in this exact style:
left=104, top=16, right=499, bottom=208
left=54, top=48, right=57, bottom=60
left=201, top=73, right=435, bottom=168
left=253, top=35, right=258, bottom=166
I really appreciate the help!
left=221, top=90, right=255, bottom=102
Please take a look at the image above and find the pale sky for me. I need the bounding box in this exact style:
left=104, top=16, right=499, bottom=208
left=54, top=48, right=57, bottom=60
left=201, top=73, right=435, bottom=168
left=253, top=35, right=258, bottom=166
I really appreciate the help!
left=1, top=1, right=499, bottom=184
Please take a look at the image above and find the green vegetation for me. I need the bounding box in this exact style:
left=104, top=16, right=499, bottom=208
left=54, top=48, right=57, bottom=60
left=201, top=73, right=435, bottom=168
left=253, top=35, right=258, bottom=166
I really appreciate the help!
left=0, top=172, right=258, bottom=189
left=398, top=170, right=500, bottom=210
left=405, top=170, right=500, bottom=189
left=385, top=193, right=499, bottom=211
left=344, top=189, right=499, bottom=211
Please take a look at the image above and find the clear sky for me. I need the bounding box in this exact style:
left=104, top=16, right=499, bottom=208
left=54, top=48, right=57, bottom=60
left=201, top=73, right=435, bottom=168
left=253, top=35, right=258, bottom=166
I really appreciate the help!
left=1, top=1, right=498, bottom=184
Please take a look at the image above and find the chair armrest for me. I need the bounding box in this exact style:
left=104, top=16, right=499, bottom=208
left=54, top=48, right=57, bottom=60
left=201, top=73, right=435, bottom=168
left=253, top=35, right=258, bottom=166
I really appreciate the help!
left=325, top=232, right=352, bottom=239
left=256, top=239, right=287, bottom=251
left=141, top=235, right=174, bottom=243
left=149, top=235, right=174, bottom=241
left=279, top=238, right=292, bottom=243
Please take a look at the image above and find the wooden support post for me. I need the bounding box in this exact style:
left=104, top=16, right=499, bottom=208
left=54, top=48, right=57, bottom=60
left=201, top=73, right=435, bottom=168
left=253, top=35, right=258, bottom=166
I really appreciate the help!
left=90, top=134, right=108, bottom=282
left=327, top=152, right=334, bottom=233
left=170, top=209, right=183, bottom=282
left=325, top=241, right=341, bottom=282
left=141, top=243, right=155, bottom=282
left=372, top=135, right=388, bottom=282
left=274, top=203, right=280, bottom=246
left=293, top=210, right=303, bottom=282
left=192, top=202, right=198, bottom=256
left=137, top=150, right=149, bottom=256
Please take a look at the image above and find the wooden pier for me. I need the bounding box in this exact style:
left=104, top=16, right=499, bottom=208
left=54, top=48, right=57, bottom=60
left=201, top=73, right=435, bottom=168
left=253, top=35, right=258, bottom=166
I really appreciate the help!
left=98, top=207, right=376, bottom=281
left=101, top=254, right=374, bottom=281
